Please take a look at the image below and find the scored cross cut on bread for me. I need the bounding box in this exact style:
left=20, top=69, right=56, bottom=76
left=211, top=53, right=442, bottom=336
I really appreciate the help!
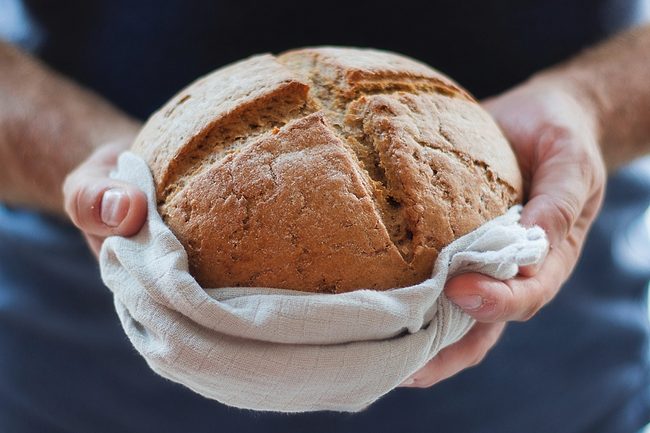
left=132, top=47, right=523, bottom=293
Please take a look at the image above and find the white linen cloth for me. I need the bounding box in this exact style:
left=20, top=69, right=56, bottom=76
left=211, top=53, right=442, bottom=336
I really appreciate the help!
left=100, top=152, right=548, bottom=412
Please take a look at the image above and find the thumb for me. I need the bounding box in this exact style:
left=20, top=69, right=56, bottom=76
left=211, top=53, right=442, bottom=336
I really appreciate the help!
left=64, top=177, right=147, bottom=238
left=63, top=143, right=147, bottom=238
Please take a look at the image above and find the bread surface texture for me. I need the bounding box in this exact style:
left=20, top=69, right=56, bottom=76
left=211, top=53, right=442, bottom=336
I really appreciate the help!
left=132, top=47, right=523, bottom=293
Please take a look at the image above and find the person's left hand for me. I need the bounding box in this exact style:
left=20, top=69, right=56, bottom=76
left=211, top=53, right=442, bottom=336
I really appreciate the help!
left=63, top=142, right=148, bottom=256
left=401, top=75, right=606, bottom=387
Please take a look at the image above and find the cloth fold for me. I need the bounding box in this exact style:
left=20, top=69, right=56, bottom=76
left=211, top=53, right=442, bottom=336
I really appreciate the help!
left=100, top=152, right=548, bottom=412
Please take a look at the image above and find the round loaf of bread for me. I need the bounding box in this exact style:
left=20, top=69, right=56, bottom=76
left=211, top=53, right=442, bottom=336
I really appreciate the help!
left=132, top=47, right=523, bottom=293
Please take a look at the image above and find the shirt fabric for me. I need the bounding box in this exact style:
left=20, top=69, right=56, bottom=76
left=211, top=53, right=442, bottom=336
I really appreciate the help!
left=1, top=1, right=649, bottom=432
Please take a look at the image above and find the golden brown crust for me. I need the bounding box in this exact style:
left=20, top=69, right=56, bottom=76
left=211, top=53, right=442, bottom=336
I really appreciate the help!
left=279, top=46, right=476, bottom=102
left=132, top=47, right=523, bottom=293
left=131, top=54, right=312, bottom=200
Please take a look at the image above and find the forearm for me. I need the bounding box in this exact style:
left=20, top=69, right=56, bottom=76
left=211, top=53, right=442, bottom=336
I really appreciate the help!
left=531, top=24, right=650, bottom=172
left=0, top=41, right=140, bottom=215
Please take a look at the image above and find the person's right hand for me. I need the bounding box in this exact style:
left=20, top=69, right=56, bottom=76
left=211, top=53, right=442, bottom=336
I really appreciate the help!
left=401, top=75, right=606, bottom=388
left=63, top=142, right=148, bottom=256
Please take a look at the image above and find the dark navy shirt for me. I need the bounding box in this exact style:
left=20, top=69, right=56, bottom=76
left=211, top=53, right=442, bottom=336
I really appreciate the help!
left=1, top=1, right=649, bottom=432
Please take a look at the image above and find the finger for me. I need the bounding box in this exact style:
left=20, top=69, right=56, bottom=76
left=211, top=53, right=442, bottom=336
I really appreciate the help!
left=520, top=132, right=596, bottom=248
left=399, top=322, right=505, bottom=388
left=64, top=176, right=147, bottom=238
left=445, top=239, right=579, bottom=322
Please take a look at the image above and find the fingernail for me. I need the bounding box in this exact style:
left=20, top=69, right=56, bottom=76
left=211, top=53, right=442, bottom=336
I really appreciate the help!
left=101, top=188, right=129, bottom=227
left=451, top=295, right=483, bottom=311
left=399, top=376, right=416, bottom=387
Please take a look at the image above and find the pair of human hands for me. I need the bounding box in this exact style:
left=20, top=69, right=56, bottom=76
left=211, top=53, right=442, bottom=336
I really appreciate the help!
left=63, top=78, right=605, bottom=388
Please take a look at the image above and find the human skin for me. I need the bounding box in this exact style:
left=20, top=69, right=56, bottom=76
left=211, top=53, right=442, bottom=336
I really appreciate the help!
left=404, top=24, right=650, bottom=387
left=402, top=79, right=606, bottom=386
left=0, top=42, right=147, bottom=252
left=2, top=24, right=650, bottom=388
left=0, top=43, right=142, bottom=214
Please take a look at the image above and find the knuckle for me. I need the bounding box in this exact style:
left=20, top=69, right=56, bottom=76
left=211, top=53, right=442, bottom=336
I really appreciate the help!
left=496, top=299, right=514, bottom=322
left=576, top=149, right=605, bottom=196
left=561, top=137, right=605, bottom=200
left=536, top=125, right=571, bottom=158
left=487, top=284, right=516, bottom=322
left=518, top=279, right=548, bottom=321
left=590, top=149, right=606, bottom=178
left=71, top=182, right=103, bottom=230
left=548, top=194, right=580, bottom=238
left=483, top=296, right=511, bottom=322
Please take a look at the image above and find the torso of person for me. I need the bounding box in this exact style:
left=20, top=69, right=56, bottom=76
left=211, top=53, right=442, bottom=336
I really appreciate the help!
left=1, top=1, right=649, bottom=433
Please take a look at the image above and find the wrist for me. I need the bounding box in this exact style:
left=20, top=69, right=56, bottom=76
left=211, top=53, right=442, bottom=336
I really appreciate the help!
left=527, top=70, right=603, bottom=145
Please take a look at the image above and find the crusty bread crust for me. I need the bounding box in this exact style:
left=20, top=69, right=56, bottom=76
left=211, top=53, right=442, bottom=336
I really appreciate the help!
left=132, top=47, right=523, bottom=293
